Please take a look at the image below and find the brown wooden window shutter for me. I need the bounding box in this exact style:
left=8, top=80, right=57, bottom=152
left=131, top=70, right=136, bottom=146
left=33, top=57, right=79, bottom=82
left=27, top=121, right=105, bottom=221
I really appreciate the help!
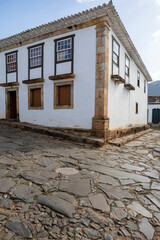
left=31, top=88, right=41, bottom=107
left=58, top=85, right=71, bottom=106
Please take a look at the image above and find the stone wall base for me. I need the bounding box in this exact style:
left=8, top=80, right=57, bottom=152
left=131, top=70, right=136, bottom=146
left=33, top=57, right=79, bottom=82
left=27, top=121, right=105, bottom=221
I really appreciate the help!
left=108, top=124, right=150, bottom=140
left=53, top=127, right=92, bottom=137
left=92, top=117, right=110, bottom=138
left=149, top=123, right=160, bottom=128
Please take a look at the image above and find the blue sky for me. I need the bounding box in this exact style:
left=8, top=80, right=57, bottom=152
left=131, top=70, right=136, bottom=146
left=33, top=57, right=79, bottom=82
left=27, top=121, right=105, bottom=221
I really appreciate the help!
left=0, top=0, right=160, bottom=80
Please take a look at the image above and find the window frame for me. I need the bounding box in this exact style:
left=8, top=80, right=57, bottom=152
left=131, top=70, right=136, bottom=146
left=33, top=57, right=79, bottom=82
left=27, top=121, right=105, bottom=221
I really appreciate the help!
left=28, top=84, right=44, bottom=110
left=136, top=102, right=138, bottom=114
left=28, top=43, right=44, bottom=80
left=54, top=35, right=75, bottom=76
left=54, top=80, right=74, bottom=109
left=137, top=71, right=140, bottom=87
left=144, top=79, right=146, bottom=93
left=112, top=36, right=120, bottom=74
left=125, top=54, right=130, bottom=78
left=5, top=51, right=18, bottom=83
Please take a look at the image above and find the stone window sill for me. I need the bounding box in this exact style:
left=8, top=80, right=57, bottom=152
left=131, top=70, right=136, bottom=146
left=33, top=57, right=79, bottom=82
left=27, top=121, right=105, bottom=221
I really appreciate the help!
left=111, top=75, right=125, bottom=84
left=49, top=73, right=75, bottom=81
left=0, top=82, right=19, bottom=87
left=22, top=78, right=44, bottom=85
left=124, top=83, right=135, bottom=91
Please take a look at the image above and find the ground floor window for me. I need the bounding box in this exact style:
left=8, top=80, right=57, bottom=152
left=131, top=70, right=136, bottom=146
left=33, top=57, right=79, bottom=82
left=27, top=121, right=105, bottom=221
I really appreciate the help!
left=28, top=84, right=43, bottom=110
left=54, top=81, right=74, bottom=109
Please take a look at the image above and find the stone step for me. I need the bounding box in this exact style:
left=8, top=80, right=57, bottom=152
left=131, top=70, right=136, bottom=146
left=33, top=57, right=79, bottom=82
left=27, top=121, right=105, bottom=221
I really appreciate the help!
left=0, top=120, right=105, bottom=147
left=109, top=129, right=153, bottom=147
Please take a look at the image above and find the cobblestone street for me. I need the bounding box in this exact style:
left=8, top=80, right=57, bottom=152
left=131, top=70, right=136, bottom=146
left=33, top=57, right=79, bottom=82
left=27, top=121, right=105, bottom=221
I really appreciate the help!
left=0, top=124, right=159, bottom=240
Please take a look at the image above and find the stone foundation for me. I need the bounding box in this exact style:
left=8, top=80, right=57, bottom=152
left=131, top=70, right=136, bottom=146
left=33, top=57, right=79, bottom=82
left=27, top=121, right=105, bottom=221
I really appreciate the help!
left=92, top=117, right=110, bottom=138
left=108, top=124, right=150, bottom=140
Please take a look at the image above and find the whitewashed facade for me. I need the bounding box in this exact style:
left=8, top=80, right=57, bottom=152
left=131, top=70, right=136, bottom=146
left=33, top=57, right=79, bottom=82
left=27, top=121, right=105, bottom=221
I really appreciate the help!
left=0, top=1, right=152, bottom=139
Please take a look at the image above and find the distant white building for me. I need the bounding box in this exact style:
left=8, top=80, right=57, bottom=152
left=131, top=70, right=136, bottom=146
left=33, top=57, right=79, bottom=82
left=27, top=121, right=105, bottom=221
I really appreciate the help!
left=148, top=81, right=160, bottom=125
left=0, top=1, right=152, bottom=139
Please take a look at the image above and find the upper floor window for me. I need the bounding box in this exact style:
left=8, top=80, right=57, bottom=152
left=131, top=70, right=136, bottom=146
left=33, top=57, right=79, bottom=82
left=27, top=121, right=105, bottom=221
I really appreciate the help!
left=28, top=43, right=44, bottom=80
left=144, top=79, right=146, bottom=93
left=112, top=37, right=120, bottom=75
left=6, top=52, right=17, bottom=73
left=137, top=71, right=140, bottom=87
left=54, top=35, right=75, bottom=75
left=112, top=38, right=120, bottom=67
left=125, top=55, right=130, bottom=77
left=57, top=38, right=72, bottom=62
left=29, top=45, right=42, bottom=68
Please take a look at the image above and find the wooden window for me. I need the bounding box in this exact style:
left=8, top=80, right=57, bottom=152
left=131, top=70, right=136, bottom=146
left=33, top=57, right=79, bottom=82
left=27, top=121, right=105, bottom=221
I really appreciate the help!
left=29, top=45, right=42, bottom=68
left=6, top=52, right=17, bottom=73
left=54, top=81, right=73, bottom=109
left=144, top=79, right=146, bottom=93
left=28, top=43, right=44, bottom=80
left=136, top=102, right=138, bottom=114
left=54, top=35, right=75, bottom=75
left=28, top=85, right=43, bottom=110
left=30, top=88, right=41, bottom=107
left=125, top=54, right=130, bottom=77
left=137, top=71, right=140, bottom=87
left=58, top=85, right=71, bottom=106
left=57, top=38, right=72, bottom=62
left=5, top=51, right=18, bottom=83
left=112, top=37, right=120, bottom=74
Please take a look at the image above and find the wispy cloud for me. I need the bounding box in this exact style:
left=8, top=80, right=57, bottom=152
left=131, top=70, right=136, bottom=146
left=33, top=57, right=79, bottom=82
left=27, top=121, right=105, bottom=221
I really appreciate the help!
left=151, top=71, right=160, bottom=80
left=152, top=30, right=160, bottom=42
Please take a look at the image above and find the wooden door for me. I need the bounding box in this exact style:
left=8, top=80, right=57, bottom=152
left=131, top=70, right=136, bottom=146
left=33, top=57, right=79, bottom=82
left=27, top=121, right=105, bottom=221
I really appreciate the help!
left=10, top=91, right=17, bottom=119
left=152, top=108, right=160, bottom=124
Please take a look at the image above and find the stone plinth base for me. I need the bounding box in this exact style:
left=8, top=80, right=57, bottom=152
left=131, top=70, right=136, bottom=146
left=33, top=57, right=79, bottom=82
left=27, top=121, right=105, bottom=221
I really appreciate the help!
left=108, top=124, right=150, bottom=140
left=92, top=117, right=109, bottom=138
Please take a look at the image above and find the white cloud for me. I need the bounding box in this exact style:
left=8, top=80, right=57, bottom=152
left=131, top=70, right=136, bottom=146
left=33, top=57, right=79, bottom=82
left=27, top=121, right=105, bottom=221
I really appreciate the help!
left=77, top=0, right=95, bottom=2
left=152, top=30, right=160, bottom=42
left=140, top=0, right=160, bottom=5
left=155, top=0, right=160, bottom=5
left=156, top=15, right=160, bottom=21
left=151, top=71, right=160, bottom=80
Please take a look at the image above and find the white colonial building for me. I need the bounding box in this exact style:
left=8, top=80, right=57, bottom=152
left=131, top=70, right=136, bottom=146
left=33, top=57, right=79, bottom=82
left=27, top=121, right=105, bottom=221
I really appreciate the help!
left=0, top=1, right=152, bottom=139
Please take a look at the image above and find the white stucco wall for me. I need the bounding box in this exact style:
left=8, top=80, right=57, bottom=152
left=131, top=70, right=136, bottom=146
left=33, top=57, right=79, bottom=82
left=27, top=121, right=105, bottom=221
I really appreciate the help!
left=108, top=28, right=148, bottom=130
left=148, top=104, right=160, bottom=123
left=0, top=24, right=149, bottom=131
left=0, top=26, right=96, bottom=129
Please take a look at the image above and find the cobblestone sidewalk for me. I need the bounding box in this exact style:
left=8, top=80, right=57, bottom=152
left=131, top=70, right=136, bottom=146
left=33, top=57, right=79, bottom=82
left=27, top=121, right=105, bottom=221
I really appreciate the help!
left=0, top=124, right=159, bottom=240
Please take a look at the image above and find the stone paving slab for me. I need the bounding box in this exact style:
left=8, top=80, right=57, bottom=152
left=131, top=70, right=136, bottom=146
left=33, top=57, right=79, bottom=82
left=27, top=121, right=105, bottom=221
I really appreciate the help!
left=109, top=128, right=153, bottom=147
left=0, top=123, right=159, bottom=239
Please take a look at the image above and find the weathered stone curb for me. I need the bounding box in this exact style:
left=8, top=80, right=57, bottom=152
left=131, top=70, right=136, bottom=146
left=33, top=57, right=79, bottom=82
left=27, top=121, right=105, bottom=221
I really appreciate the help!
left=0, top=120, right=105, bottom=147
left=109, top=128, right=153, bottom=147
